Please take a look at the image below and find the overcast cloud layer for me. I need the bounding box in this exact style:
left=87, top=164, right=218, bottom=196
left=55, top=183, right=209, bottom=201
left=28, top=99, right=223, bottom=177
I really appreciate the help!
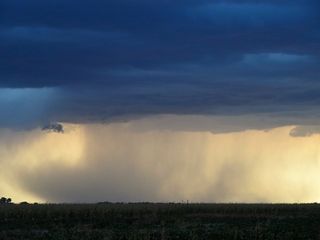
left=0, top=0, right=320, bottom=128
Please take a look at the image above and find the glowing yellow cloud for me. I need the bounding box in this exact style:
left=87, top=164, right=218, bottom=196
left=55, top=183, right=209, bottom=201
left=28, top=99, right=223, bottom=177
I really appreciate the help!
left=1, top=117, right=320, bottom=203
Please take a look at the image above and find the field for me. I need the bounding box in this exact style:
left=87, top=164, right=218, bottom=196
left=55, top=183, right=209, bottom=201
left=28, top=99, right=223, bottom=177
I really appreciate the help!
left=0, top=203, right=320, bottom=240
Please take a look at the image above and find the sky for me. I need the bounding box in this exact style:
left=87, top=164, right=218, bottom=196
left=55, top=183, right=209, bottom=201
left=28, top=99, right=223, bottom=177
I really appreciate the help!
left=1, top=0, right=320, bottom=203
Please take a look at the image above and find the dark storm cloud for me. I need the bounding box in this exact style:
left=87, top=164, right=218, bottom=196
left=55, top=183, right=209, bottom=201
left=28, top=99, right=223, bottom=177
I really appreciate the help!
left=0, top=0, right=320, bottom=128
left=42, top=122, right=64, bottom=133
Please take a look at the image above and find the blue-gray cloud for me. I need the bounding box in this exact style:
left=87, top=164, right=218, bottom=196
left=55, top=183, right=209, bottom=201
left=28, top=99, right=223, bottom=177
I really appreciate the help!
left=0, top=88, right=57, bottom=129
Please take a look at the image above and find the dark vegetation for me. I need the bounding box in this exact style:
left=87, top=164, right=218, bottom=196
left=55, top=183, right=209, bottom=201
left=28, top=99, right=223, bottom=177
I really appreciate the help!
left=0, top=197, right=12, bottom=204
left=0, top=202, right=320, bottom=240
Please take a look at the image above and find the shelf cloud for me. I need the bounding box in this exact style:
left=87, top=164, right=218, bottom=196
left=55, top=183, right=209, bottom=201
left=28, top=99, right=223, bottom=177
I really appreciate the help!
left=0, top=0, right=319, bottom=129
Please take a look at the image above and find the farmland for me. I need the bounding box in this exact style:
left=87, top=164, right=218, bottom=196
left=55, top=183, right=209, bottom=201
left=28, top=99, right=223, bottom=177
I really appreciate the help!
left=0, top=203, right=319, bottom=240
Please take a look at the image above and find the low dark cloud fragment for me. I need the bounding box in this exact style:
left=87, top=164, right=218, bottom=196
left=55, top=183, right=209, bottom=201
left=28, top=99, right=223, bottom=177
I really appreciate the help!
left=42, top=123, right=64, bottom=133
left=289, top=126, right=320, bottom=137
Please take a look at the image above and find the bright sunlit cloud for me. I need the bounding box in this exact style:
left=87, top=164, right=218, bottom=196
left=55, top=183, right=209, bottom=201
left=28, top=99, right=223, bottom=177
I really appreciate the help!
left=1, top=116, right=320, bottom=203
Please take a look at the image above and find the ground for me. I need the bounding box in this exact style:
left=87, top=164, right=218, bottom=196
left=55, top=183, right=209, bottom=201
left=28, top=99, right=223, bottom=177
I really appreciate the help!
left=0, top=203, right=320, bottom=239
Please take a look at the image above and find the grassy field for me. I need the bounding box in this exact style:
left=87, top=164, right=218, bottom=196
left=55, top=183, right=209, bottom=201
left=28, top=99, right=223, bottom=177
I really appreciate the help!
left=0, top=203, right=320, bottom=239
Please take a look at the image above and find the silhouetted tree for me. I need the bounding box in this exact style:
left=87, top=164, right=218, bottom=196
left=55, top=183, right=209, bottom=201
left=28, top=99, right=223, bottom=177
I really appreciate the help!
left=0, top=197, right=12, bottom=204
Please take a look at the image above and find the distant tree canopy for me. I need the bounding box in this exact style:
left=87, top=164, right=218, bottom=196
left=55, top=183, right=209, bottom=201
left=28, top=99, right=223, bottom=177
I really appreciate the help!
left=0, top=197, right=12, bottom=204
